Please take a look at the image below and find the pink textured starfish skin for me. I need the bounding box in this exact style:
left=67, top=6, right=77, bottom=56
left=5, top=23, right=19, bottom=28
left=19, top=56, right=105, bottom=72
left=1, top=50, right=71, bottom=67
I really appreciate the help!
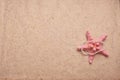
left=77, top=31, right=109, bottom=64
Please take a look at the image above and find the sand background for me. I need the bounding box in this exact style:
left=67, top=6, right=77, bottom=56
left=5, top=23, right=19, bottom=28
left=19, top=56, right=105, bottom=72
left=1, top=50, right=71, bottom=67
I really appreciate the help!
left=0, top=0, right=120, bottom=80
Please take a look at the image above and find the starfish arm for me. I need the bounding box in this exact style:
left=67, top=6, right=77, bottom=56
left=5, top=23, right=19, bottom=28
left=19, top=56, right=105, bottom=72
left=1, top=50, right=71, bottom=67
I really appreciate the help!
left=77, top=44, right=88, bottom=51
left=100, top=50, right=109, bottom=57
left=86, top=31, right=93, bottom=41
left=98, top=35, right=107, bottom=42
left=88, top=55, right=94, bottom=64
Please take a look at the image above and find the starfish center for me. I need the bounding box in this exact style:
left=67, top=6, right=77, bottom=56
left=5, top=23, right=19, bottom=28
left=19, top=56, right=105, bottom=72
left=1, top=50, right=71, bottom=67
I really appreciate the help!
left=88, top=41, right=102, bottom=53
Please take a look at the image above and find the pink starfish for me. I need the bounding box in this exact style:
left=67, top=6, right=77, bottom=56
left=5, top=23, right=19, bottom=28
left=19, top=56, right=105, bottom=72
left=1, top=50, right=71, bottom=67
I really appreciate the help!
left=77, top=31, right=109, bottom=64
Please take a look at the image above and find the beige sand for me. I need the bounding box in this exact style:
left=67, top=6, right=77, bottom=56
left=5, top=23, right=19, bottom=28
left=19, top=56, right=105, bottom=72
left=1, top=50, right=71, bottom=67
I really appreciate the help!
left=0, top=0, right=120, bottom=80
